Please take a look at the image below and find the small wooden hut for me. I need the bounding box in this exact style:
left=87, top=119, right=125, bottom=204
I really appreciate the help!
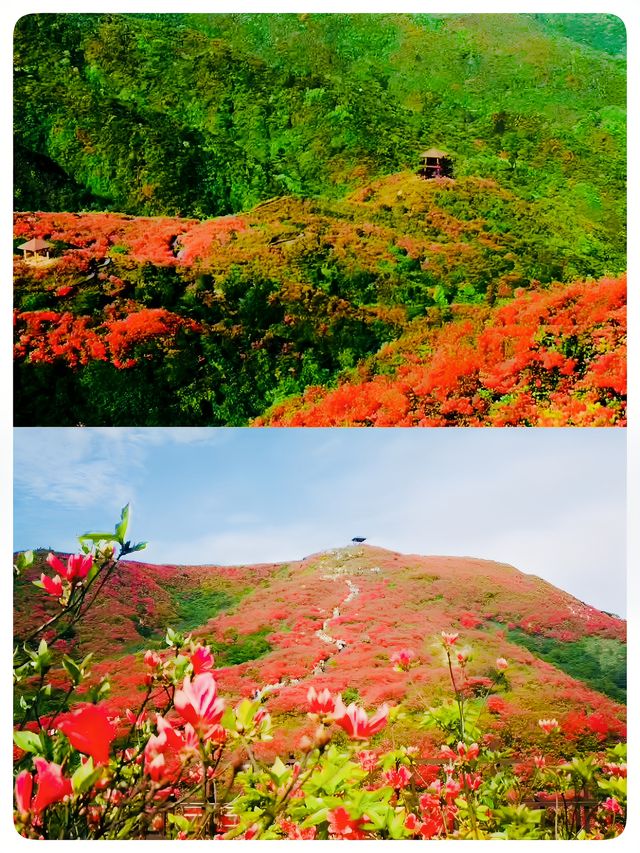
left=418, top=148, right=452, bottom=179
left=18, top=237, right=53, bottom=262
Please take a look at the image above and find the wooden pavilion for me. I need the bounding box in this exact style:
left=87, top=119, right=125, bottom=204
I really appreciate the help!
left=418, top=148, right=452, bottom=179
left=18, top=237, right=53, bottom=262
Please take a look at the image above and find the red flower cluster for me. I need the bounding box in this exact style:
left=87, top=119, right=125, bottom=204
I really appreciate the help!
left=260, top=275, right=626, bottom=427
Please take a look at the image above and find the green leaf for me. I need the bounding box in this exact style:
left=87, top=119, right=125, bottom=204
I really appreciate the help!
left=72, top=757, right=102, bottom=793
left=13, top=730, right=42, bottom=754
left=15, top=550, right=34, bottom=574
left=79, top=532, right=117, bottom=543
left=62, top=655, right=83, bottom=686
left=168, top=814, right=191, bottom=831
left=117, top=816, right=139, bottom=839
left=269, top=756, right=289, bottom=784
left=221, top=706, right=237, bottom=731
left=86, top=561, right=101, bottom=583
left=115, top=504, right=130, bottom=544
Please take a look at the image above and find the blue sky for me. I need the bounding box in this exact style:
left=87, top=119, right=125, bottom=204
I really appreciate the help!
left=13, top=427, right=626, bottom=617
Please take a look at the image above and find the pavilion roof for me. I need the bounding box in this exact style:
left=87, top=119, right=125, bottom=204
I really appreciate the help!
left=18, top=237, right=53, bottom=251
left=420, top=148, right=448, bottom=158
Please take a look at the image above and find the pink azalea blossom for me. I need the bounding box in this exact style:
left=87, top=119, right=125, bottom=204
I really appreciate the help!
left=190, top=645, right=215, bottom=675
left=331, top=698, right=390, bottom=740
left=456, top=741, right=480, bottom=762
left=307, top=686, right=338, bottom=715
left=125, top=708, right=146, bottom=726
left=495, top=657, right=509, bottom=671
left=441, top=631, right=459, bottom=646
left=31, top=758, right=73, bottom=814
left=602, top=797, right=623, bottom=815
left=14, top=770, right=33, bottom=817
left=430, top=776, right=462, bottom=800
left=40, top=573, right=63, bottom=597
left=538, top=718, right=560, bottom=735
left=463, top=772, right=483, bottom=791
left=390, top=648, right=415, bottom=670
left=174, top=673, right=225, bottom=737
left=143, top=650, right=161, bottom=668
left=357, top=750, right=379, bottom=772
left=46, top=552, right=92, bottom=581
left=384, top=765, right=412, bottom=789
left=144, top=716, right=198, bottom=783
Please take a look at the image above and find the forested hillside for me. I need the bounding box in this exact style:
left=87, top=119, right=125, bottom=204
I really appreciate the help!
left=13, top=13, right=626, bottom=426
left=14, top=13, right=625, bottom=234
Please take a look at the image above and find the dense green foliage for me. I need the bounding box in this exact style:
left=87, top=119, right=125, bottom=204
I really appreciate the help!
left=15, top=13, right=625, bottom=236
left=506, top=629, right=626, bottom=704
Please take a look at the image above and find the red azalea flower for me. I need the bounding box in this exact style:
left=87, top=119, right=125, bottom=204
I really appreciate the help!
left=441, top=631, right=459, bottom=646
left=190, top=645, right=214, bottom=674
left=143, top=650, right=161, bottom=668
left=125, top=708, right=146, bottom=727
left=46, top=552, right=93, bottom=581
left=279, top=818, right=317, bottom=839
left=174, top=673, right=225, bottom=737
left=57, top=703, right=116, bottom=765
left=495, top=657, right=509, bottom=670
left=357, top=749, right=379, bottom=772
left=40, top=573, right=63, bottom=597
left=602, top=797, right=623, bottom=815
left=538, top=718, right=560, bottom=735
left=332, top=698, right=390, bottom=740
left=144, top=716, right=197, bottom=783
left=463, top=771, right=483, bottom=792
left=384, top=765, right=412, bottom=789
left=31, top=758, right=72, bottom=814
left=307, top=686, right=338, bottom=715
left=390, top=648, right=415, bottom=670
left=456, top=741, right=480, bottom=762
left=15, top=770, right=33, bottom=817
left=328, top=806, right=368, bottom=839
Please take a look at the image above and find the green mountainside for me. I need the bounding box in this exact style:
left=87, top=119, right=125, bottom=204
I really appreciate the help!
left=14, top=13, right=625, bottom=249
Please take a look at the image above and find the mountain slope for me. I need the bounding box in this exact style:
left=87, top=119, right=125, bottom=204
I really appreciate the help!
left=14, top=545, right=626, bottom=757
left=13, top=176, right=626, bottom=426
left=14, top=12, right=625, bottom=231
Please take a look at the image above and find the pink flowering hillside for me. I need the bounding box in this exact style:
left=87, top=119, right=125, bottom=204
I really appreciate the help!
left=13, top=515, right=626, bottom=839
left=14, top=544, right=625, bottom=761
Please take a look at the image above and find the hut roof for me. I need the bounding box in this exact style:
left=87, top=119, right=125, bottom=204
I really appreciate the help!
left=420, top=147, right=448, bottom=158
left=18, top=237, right=53, bottom=251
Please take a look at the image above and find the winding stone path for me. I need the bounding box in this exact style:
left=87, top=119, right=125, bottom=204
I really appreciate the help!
left=256, top=558, right=364, bottom=696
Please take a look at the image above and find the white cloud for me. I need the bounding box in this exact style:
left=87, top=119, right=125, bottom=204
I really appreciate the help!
left=14, top=429, right=132, bottom=509
left=146, top=521, right=326, bottom=566
left=13, top=428, right=230, bottom=511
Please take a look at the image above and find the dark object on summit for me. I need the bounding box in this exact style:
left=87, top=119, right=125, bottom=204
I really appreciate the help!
left=351, top=537, right=366, bottom=543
